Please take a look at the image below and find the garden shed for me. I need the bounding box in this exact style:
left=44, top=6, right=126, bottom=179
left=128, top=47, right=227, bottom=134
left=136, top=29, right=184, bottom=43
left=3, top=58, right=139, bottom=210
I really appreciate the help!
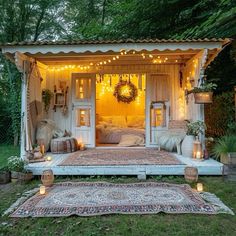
left=0, top=38, right=230, bottom=177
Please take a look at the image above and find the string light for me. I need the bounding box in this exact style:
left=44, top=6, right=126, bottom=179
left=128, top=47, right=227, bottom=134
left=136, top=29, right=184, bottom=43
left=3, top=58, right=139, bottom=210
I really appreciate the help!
left=47, top=50, right=180, bottom=72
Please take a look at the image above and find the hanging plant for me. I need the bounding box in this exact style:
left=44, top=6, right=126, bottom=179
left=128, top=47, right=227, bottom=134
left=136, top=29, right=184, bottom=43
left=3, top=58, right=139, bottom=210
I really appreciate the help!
left=42, top=89, right=53, bottom=113
left=190, top=82, right=217, bottom=104
left=113, top=80, right=138, bottom=104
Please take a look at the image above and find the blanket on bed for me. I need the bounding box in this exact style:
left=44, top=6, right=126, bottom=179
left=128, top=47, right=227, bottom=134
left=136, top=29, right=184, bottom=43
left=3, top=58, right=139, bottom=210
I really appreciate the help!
left=96, top=125, right=145, bottom=144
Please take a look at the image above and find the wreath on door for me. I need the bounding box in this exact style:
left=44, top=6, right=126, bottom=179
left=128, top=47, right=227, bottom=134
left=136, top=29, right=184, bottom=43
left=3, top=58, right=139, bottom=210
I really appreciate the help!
left=113, top=80, right=138, bottom=103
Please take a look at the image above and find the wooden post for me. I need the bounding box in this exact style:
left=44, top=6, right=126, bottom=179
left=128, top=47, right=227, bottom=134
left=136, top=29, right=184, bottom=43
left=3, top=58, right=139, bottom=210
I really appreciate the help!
left=20, top=61, right=27, bottom=159
left=198, top=49, right=208, bottom=150
left=20, top=61, right=29, bottom=160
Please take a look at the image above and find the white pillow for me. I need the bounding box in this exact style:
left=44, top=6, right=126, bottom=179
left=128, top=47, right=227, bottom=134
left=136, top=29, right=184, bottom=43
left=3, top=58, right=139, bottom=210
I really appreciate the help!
left=99, top=116, right=112, bottom=124
left=111, top=116, right=127, bottom=128
left=127, top=115, right=145, bottom=128
left=118, top=134, right=144, bottom=147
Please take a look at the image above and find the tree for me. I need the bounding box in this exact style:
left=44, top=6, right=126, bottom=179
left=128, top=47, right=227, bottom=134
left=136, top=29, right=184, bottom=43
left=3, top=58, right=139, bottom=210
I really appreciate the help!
left=0, top=0, right=65, bottom=145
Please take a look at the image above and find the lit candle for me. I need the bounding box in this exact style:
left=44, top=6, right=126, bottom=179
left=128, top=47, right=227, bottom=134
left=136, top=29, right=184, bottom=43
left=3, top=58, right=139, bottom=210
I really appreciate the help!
left=46, top=156, right=52, bottom=161
left=40, top=185, right=46, bottom=195
left=196, top=151, right=201, bottom=159
left=197, top=183, right=203, bottom=192
left=80, top=143, right=85, bottom=151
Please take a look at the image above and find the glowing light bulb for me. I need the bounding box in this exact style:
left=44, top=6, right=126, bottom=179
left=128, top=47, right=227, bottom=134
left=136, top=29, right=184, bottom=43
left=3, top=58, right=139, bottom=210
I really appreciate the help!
left=116, top=55, right=119, bottom=59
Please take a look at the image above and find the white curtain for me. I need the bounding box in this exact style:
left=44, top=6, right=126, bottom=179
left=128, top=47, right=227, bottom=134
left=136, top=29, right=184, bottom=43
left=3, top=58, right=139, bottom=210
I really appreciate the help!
left=150, top=74, right=170, bottom=101
left=25, top=62, right=43, bottom=151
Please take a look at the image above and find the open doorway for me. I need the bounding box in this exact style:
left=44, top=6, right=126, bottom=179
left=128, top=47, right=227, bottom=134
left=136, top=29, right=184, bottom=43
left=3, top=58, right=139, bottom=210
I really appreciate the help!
left=96, top=74, right=146, bottom=147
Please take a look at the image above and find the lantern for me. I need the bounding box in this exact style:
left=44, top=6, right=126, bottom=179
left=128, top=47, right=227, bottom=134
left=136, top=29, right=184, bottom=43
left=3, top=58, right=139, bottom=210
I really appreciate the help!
left=80, top=143, right=86, bottom=151
left=196, top=183, right=203, bottom=192
left=39, top=185, right=46, bottom=195
left=193, top=139, right=202, bottom=159
left=46, top=156, right=52, bottom=161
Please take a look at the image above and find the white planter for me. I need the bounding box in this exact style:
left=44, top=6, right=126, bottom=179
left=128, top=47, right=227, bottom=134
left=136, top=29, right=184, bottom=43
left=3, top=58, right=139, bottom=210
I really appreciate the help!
left=181, top=135, right=195, bottom=158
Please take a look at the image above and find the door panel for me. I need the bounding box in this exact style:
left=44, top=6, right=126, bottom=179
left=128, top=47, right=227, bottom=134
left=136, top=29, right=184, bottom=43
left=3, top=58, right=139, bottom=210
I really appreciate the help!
left=71, top=73, right=96, bottom=147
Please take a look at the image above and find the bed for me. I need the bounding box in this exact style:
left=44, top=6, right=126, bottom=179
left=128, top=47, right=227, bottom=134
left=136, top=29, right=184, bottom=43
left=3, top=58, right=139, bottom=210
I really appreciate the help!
left=96, top=115, right=145, bottom=145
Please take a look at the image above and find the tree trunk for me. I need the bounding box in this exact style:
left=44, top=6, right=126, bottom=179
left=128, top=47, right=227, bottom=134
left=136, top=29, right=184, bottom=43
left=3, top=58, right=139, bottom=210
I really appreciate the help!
left=101, top=0, right=107, bottom=26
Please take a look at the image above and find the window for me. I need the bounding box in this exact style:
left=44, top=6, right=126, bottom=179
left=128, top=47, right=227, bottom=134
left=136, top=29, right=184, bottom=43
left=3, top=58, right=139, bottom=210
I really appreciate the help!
left=75, top=78, right=91, bottom=100
left=76, top=108, right=91, bottom=127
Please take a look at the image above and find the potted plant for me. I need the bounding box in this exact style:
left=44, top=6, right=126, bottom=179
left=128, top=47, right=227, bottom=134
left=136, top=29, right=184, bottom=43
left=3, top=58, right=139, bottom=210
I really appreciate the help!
left=212, top=135, right=236, bottom=165
left=191, top=82, right=217, bottom=104
left=7, top=156, right=33, bottom=183
left=181, top=120, right=206, bottom=157
left=0, top=166, right=11, bottom=184
left=42, top=89, right=53, bottom=113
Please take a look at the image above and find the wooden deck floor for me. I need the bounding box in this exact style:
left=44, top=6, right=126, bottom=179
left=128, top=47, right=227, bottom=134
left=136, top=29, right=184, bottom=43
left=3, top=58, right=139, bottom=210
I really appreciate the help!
left=26, top=149, right=224, bottom=178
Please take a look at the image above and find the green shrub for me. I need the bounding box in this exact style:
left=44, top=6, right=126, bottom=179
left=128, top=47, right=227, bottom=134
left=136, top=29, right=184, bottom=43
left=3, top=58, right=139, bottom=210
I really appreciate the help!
left=7, top=156, right=25, bottom=172
left=212, top=135, right=236, bottom=158
left=205, top=92, right=235, bottom=137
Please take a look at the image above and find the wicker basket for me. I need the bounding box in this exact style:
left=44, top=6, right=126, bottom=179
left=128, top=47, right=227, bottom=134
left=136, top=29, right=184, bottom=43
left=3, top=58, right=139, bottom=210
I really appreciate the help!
left=194, top=92, right=213, bottom=104
left=18, top=172, right=33, bottom=183
left=184, top=167, right=198, bottom=183
left=11, top=171, right=33, bottom=183
left=41, top=169, right=54, bottom=187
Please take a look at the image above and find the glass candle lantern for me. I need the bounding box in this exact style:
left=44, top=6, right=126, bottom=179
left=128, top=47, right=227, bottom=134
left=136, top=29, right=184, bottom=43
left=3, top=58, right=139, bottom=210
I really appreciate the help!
left=46, top=156, right=52, bottom=161
left=40, top=185, right=46, bottom=195
left=193, top=139, right=202, bottom=159
left=196, top=183, right=203, bottom=192
left=80, top=143, right=86, bottom=151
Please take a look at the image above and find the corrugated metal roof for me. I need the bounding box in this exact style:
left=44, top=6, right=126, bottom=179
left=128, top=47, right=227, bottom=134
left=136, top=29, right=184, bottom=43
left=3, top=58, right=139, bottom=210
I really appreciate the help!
left=0, top=38, right=231, bottom=46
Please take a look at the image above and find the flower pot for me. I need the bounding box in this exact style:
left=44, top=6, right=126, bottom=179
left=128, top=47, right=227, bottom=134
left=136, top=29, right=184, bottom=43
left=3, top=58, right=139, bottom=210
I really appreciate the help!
left=11, top=171, right=33, bottom=183
left=181, top=135, right=195, bottom=157
left=0, top=171, right=11, bottom=184
left=220, top=153, right=236, bottom=165
left=41, top=169, right=54, bottom=187
left=194, top=92, right=213, bottom=104
left=18, top=172, right=33, bottom=183
left=11, top=171, right=19, bottom=182
left=184, top=167, right=198, bottom=183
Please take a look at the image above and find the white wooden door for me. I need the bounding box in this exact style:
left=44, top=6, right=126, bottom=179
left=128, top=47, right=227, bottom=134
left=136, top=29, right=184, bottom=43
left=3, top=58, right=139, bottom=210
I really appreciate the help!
left=146, top=74, right=170, bottom=147
left=71, top=73, right=96, bottom=147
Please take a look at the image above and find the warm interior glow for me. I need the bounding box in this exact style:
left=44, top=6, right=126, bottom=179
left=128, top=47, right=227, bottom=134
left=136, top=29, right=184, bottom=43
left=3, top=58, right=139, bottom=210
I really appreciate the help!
left=96, top=74, right=145, bottom=117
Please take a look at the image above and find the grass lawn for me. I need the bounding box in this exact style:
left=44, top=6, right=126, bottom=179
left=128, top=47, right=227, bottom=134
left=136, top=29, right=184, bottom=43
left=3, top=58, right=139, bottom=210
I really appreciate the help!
left=0, top=144, right=20, bottom=167
left=0, top=146, right=235, bottom=236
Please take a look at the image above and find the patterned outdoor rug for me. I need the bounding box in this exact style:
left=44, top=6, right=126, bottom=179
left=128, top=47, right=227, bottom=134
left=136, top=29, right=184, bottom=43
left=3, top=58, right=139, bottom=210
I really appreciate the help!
left=59, top=149, right=183, bottom=166
left=9, top=182, right=234, bottom=217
